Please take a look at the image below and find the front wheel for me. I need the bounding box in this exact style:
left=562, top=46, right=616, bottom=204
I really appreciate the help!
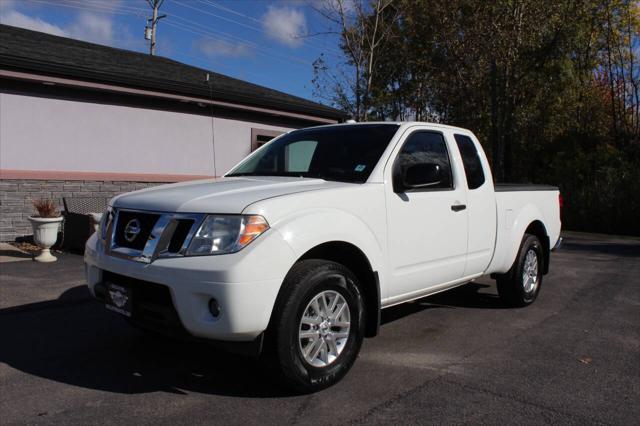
left=267, top=260, right=365, bottom=393
left=496, top=233, right=544, bottom=307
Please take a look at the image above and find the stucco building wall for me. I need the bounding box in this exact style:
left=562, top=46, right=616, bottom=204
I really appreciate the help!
left=0, top=89, right=309, bottom=242
left=0, top=92, right=291, bottom=177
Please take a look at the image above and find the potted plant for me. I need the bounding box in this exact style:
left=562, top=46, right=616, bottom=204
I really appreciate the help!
left=28, top=199, right=63, bottom=262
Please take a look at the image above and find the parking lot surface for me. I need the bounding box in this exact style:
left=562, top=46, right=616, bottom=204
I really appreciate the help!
left=1, top=232, right=638, bottom=424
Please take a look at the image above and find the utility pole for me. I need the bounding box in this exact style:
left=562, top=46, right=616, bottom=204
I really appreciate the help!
left=145, top=0, right=166, bottom=55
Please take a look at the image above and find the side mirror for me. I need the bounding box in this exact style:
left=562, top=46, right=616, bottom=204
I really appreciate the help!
left=394, top=163, right=442, bottom=192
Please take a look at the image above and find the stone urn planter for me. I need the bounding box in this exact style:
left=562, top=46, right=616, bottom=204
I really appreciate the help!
left=28, top=216, right=63, bottom=262
left=28, top=199, right=63, bottom=263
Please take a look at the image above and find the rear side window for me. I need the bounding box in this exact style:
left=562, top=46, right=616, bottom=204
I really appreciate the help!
left=454, top=134, right=485, bottom=190
left=397, top=131, right=453, bottom=189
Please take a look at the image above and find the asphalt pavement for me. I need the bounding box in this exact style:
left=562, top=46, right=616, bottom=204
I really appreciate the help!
left=0, top=232, right=638, bottom=425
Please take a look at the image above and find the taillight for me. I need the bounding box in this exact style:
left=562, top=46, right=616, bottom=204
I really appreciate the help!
left=559, top=193, right=564, bottom=220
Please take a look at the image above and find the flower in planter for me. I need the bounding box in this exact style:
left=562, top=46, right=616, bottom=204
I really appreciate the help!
left=31, top=199, right=59, bottom=218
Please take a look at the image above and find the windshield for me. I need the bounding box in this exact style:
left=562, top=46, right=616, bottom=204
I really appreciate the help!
left=227, top=124, right=400, bottom=183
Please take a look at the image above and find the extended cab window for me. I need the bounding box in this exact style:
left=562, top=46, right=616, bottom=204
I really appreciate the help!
left=454, top=134, right=485, bottom=190
left=397, top=131, right=453, bottom=189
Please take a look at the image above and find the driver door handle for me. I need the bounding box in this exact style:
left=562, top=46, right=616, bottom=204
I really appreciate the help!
left=451, top=204, right=466, bottom=212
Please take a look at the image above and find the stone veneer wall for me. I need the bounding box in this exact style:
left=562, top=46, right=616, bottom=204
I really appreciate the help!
left=0, top=179, right=168, bottom=242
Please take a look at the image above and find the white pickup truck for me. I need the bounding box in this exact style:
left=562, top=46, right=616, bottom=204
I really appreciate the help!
left=85, top=122, right=561, bottom=392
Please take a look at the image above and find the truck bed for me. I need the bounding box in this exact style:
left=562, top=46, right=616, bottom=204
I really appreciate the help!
left=494, top=183, right=559, bottom=192
left=487, top=187, right=562, bottom=275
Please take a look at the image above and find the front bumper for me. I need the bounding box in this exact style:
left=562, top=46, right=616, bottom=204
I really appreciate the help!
left=84, top=229, right=296, bottom=342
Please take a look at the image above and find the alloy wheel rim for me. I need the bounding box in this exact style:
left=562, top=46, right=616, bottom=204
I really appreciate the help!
left=298, top=289, right=351, bottom=367
left=522, top=249, right=539, bottom=294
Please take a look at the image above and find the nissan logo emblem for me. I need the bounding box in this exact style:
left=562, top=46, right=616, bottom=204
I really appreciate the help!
left=124, top=219, right=141, bottom=242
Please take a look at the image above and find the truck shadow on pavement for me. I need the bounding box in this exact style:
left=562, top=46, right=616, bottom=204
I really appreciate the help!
left=0, top=286, right=294, bottom=398
left=0, top=280, right=523, bottom=398
left=379, top=282, right=507, bottom=326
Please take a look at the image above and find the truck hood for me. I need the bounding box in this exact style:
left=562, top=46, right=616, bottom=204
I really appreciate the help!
left=112, top=176, right=352, bottom=214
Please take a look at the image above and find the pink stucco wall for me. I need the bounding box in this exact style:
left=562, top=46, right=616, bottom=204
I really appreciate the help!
left=0, top=92, right=292, bottom=177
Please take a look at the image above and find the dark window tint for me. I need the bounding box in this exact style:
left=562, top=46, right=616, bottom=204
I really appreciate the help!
left=228, top=124, right=399, bottom=183
left=397, top=132, right=453, bottom=189
left=454, top=134, right=485, bottom=189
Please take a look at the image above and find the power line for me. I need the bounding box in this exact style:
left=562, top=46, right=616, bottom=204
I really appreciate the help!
left=28, top=0, right=145, bottom=16
left=29, top=0, right=340, bottom=59
left=201, top=0, right=343, bottom=56
left=173, top=0, right=265, bottom=35
left=164, top=15, right=311, bottom=67
left=31, top=0, right=314, bottom=67
left=25, top=0, right=328, bottom=81
left=168, top=14, right=260, bottom=50
left=199, top=0, right=342, bottom=55
left=172, top=0, right=321, bottom=63
left=162, top=20, right=309, bottom=69
left=200, top=0, right=263, bottom=24
left=182, top=0, right=343, bottom=56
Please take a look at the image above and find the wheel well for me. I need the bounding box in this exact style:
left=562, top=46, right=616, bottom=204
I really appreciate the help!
left=298, top=241, right=380, bottom=338
left=525, top=221, right=550, bottom=274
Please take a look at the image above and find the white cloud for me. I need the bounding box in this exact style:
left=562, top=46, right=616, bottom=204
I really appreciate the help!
left=0, top=2, right=127, bottom=48
left=67, top=11, right=113, bottom=45
left=0, top=9, right=66, bottom=36
left=194, top=38, right=252, bottom=58
left=262, top=5, right=307, bottom=48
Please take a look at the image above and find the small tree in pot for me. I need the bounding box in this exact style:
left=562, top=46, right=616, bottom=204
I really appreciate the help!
left=28, top=199, right=63, bottom=262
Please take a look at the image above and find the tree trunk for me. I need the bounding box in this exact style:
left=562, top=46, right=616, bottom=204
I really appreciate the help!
left=490, top=60, right=504, bottom=181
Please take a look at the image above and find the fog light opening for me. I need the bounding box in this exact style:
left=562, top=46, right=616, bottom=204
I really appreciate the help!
left=208, top=298, right=221, bottom=318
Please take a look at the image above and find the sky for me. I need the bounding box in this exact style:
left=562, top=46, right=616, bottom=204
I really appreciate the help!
left=0, top=0, right=344, bottom=103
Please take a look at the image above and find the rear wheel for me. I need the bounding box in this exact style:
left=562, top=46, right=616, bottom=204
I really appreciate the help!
left=496, top=233, right=544, bottom=307
left=267, top=260, right=365, bottom=393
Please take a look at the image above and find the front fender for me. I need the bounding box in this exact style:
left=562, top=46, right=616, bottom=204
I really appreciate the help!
left=243, top=184, right=389, bottom=297
left=275, top=208, right=385, bottom=271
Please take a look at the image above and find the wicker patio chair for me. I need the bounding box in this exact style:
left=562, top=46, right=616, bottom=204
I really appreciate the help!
left=62, top=197, right=108, bottom=252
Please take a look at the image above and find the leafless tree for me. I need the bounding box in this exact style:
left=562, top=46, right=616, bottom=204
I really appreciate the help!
left=312, top=0, right=398, bottom=121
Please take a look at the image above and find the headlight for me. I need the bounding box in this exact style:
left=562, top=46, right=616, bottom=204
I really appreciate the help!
left=99, top=207, right=113, bottom=240
left=186, top=214, right=269, bottom=256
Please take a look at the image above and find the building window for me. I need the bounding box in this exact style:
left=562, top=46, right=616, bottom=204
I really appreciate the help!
left=251, top=128, right=284, bottom=152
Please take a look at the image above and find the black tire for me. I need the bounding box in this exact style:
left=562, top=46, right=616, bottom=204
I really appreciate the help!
left=266, top=259, right=365, bottom=393
left=496, top=233, right=544, bottom=307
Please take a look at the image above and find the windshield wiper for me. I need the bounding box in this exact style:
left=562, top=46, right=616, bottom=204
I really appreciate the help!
left=225, top=172, right=254, bottom=177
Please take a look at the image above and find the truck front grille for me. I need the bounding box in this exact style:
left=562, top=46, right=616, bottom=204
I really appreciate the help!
left=167, top=219, right=195, bottom=253
left=107, top=209, right=205, bottom=263
left=114, top=211, right=161, bottom=250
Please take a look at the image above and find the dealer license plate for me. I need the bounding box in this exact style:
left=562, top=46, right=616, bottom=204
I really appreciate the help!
left=105, top=282, right=132, bottom=317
